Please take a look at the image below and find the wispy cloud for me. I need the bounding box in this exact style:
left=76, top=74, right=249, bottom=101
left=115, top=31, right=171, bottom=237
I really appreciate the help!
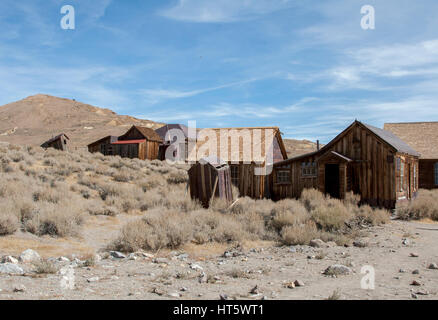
left=160, top=0, right=296, bottom=23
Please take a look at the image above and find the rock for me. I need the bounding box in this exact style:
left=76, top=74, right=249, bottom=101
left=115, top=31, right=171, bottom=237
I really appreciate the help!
left=110, top=275, right=119, bottom=280
left=409, top=253, right=419, bottom=258
left=353, top=240, right=368, bottom=248
left=309, top=239, right=325, bottom=248
left=324, top=264, right=352, bottom=276
left=284, top=281, right=295, bottom=289
left=198, top=272, right=207, bottom=284
left=190, top=263, right=203, bottom=271
left=168, top=292, right=181, bottom=298
left=110, top=251, right=126, bottom=259
left=428, top=263, right=438, bottom=270
left=176, top=253, right=189, bottom=260
left=153, top=258, right=169, bottom=264
left=402, top=239, right=410, bottom=246
left=399, top=269, right=407, bottom=273
left=1, top=256, right=18, bottom=264
left=93, top=254, right=102, bottom=262
left=151, top=287, right=165, bottom=296
left=13, top=284, right=26, bottom=293
left=307, top=255, right=315, bottom=260
left=326, top=241, right=337, bottom=248
left=19, top=249, right=41, bottom=263
left=58, top=256, right=70, bottom=263
left=412, top=269, right=420, bottom=275
left=415, top=290, right=429, bottom=296
left=289, top=247, right=297, bottom=253
left=250, top=285, right=259, bottom=294
left=87, top=277, right=99, bottom=283
left=180, top=287, right=188, bottom=292
left=0, top=263, right=24, bottom=275
left=136, top=252, right=154, bottom=259
left=294, top=280, right=305, bottom=287
left=127, top=253, right=137, bottom=261
left=411, top=293, right=418, bottom=299
left=410, top=280, right=421, bottom=286
left=219, top=293, right=228, bottom=300
left=261, top=296, right=268, bottom=300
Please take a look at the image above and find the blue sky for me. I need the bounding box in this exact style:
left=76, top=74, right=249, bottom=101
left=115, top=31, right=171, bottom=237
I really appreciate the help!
left=1, top=0, right=438, bottom=142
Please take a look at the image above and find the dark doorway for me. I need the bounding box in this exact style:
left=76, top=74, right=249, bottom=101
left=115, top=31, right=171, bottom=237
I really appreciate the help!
left=325, top=164, right=340, bottom=198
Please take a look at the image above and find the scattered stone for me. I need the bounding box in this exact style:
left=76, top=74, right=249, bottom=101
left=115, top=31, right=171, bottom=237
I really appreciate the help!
left=409, top=253, right=419, bottom=258
left=412, top=269, right=420, bottom=275
left=326, top=241, right=337, bottom=248
left=353, top=240, right=368, bottom=248
left=1, top=256, right=18, bottom=264
left=110, top=275, right=119, bottom=280
left=289, top=247, right=297, bottom=253
left=307, top=255, right=315, bottom=260
left=309, top=239, right=325, bottom=248
left=94, top=254, right=102, bottom=262
left=168, top=292, right=181, bottom=298
left=110, top=251, right=126, bottom=259
left=176, top=253, right=189, bottom=260
left=0, top=263, right=24, bottom=275
left=411, top=293, right=418, bottom=299
left=151, top=287, right=165, bottom=296
left=294, top=280, right=305, bottom=287
left=402, top=239, right=410, bottom=246
left=250, top=285, right=259, bottom=294
left=213, top=275, right=221, bottom=281
left=261, top=296, right=268, bottom=300
left=428, top=263, right=438, bottom=270
left=13, top=285, right=26, bottom=293
left=19, top=249, right=41, bottom=263
left=180, top=287, right=188, bottom=292
left=57, top=257, right=70, bottom=263
left=198, top=272, right=207, bottom=284
left=324, top=264, right=352, bottom=276
left=219, top=293, right=228, bottom=300
left=399, top=269, right=407, bottom=273
left=127, top=253, right=137, bottom=261
left=87, top=277, right=99, bottom=283
left=284, top=281, right=295, bottom=289
left=190, top=264, right=203, bottom=271
left=153, top=258, right=169, bottom=264
left=136, top=252, right=154, bottom=259
left=410, top=280, right=421, bottom=286
left=415, top=290, right=429, bottom=296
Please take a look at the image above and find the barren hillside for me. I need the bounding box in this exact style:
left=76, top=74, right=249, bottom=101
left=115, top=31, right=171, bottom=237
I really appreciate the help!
left=0, top=94, right=163, bottom=150
left=283, top=138, right=322, bottom=158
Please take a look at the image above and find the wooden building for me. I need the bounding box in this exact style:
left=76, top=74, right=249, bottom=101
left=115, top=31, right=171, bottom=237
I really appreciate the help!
left=384, top=122, right=438, bottom=189
left=193, top=127, right=287, bottom=199
left=270, top=121, right=420, bottom=209
left=41, top=133, right=69, bottom=151
left=113, top=126, right=162, bottom=160
left=87, top=136, right=118, bottom=155
left=155, top=124, right=189, bottom=161
left=188, top=156, right=233, bottom=208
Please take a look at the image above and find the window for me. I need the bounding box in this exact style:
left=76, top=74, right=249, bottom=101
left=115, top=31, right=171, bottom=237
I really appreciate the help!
left=435, top=163, right=438, bottom=186
left=230, top=166, right=239, bottom=186
left=301, top=162, right=317, bottom=177
left=413, top=164, right=417, bottom=190
left=400, top=161, right=404, bottom=191
left=276, top=170, right=291, bottom=184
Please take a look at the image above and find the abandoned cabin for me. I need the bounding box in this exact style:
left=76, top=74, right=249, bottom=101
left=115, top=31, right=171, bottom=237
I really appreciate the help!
left=384, top=122, right=438, bottom=189
left=155, top=124, right=189, bottom=162
left=87, top=126, right=162, bottom=160
left=193, top=127, right=287, bottom=199
left=87, top=135, right=118, bottom=155
left=41, top=133, right=69, bottom=151
left=270, top=120, right=420, bottom=209
left=188, top=156, right=233, bottom=208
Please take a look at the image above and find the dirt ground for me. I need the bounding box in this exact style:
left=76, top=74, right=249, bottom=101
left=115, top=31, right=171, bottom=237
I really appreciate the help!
left=0, top=219, right=437, bottom=300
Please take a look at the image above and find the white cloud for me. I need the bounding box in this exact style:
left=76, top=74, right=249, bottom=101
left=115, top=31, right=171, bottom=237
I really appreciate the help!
left=160, top=0, right=296, bottom=23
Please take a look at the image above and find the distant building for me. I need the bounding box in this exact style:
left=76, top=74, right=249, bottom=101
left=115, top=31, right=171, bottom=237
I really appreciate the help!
left=112, top=126, right=162, bottom=160
left=384, top=122, right=438, bottom=189
left=270, top=120, right=420, bottom=209
left=155, top=124, right=189, bottom=161
left=41, top=133, right=70, bottom=151
left=87, top=136, right=118, bottom=155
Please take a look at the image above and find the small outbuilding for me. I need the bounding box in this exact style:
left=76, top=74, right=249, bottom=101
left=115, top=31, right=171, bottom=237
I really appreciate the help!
left=155, top=124, right=189, bottom=162
left=87, top=136, right=118, bottom=155
left=41, top=133, right=69, bottom=151
left=113, top=126, right=162, bottom=160
left=188, top=156, right=233, bottom=208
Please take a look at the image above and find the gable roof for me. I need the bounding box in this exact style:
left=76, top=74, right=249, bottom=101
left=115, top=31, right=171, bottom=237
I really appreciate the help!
left=87, top=135, right=118, bottom=147
left=384, top=122, right=438, bottom=159
left=155, top=124, right=189, bottom=141
left=43, top=133, right=69, bottom=145
left=193, top=127, right=287, bottom=163
left=274, top=120, right=419, bottom=166
left=120, top=126, right=162, bottom=143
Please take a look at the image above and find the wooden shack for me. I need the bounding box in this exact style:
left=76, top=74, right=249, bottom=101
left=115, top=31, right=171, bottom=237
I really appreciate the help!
left=40, top=133, right=69, bottom=151
left=155, top=124, right=189, bottom=162
left=270, top=120, right=420, bottom=209
left=87, top=136, right=118, bottom=155
left=188, top=156, right=233, bottom=208
left=113, top=126, right=162, bottom=160
left=193, top=127, right=287, bottom=199
left=384, top=122, right=438, bottom=189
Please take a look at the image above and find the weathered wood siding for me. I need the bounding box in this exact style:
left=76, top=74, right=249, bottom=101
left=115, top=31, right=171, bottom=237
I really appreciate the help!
left=418, top=159, right=438, bottom=189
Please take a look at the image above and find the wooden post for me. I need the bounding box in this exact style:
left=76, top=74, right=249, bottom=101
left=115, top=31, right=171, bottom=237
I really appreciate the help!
left=209, top=177, right=219, bottom=208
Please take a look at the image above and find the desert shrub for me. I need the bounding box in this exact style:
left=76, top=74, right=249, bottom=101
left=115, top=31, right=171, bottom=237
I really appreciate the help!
left=300, top=188, right=327, bottom=211
left=87, top=203, right=118, bottom=216
left=398, top=189, right=438, bottom=221
left=0, top=214, right=19, bottom=236
left=310, top=198, right=352, bottom=232
left=34, top=260, right=58, bottom=274
left=270, top=199, right=309, bottom=231
left=280, top=221, right=319, bottom=245
left=166, top=169, right=187, bottom=184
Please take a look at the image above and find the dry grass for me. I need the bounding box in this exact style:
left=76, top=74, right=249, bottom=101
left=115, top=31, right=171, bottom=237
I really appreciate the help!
left=398, top=189, right=438, bottom=221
